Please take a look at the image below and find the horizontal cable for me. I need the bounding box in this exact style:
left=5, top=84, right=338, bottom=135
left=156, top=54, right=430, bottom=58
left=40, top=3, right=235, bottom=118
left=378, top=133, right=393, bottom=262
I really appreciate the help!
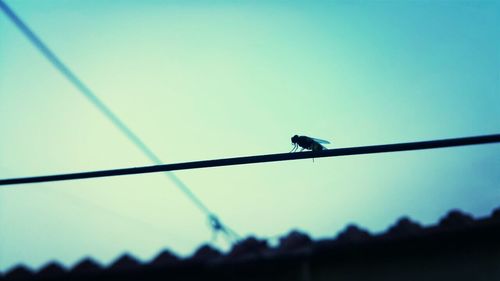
left=1, top=134, right=499, bottom=186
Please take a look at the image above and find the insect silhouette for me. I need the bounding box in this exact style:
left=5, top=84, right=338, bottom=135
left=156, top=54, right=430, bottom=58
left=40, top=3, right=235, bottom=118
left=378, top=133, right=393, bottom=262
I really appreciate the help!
left=290, top=135, right=331, bottom=152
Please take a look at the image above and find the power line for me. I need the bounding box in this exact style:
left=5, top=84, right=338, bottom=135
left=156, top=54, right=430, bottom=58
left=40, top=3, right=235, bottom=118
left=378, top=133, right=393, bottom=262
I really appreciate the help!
left=1, top=134, right=499, bottom=186
left=0, top=0, right=236, bottom=239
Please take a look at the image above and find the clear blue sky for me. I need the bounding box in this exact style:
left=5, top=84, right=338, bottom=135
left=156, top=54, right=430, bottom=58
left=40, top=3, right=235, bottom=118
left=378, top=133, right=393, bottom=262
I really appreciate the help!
left=1, top=0, right=499, bottom=272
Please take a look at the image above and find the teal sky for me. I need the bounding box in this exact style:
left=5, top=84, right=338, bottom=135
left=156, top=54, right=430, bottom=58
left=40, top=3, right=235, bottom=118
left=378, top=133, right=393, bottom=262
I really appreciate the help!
left=1, top=0, right=499, bottom=272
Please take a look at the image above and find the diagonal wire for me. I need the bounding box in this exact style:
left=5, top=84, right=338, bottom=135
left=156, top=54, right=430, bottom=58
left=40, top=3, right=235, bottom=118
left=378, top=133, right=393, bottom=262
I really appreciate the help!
left=0, top=0, right=238, bottom=241
left=1, top=134, right=499, bottom=185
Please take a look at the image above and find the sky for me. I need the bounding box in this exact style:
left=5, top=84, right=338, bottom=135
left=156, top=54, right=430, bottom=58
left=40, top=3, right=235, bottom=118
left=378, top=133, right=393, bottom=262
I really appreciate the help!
left=0, top=0, right=499, bottom=272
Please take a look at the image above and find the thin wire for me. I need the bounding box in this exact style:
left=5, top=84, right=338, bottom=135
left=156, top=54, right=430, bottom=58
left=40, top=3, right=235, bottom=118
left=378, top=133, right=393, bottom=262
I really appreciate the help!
left=0, top=0, right=236, bottom=238
left=44, top=187, right=192, bottom=244
left=1, top=134, right=499, bottom=186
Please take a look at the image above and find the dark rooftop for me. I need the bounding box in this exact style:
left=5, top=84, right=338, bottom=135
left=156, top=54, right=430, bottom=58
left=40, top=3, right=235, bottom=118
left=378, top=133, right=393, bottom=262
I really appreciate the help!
left=2, top=206, right=499, bottom=281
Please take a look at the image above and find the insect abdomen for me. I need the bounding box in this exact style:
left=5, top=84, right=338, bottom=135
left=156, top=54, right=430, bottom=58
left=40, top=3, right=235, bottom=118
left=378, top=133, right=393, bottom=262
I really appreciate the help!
left=311, top=142, right=325, bottom=151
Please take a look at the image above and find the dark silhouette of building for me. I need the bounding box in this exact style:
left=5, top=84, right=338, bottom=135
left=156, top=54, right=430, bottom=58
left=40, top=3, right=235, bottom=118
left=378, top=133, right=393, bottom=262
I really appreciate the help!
left=1, top=207, right=499, bottom=281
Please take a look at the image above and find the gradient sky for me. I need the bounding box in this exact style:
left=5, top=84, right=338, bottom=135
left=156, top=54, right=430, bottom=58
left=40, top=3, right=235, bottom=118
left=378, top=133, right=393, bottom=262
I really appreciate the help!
left=1, top=0, right=499, bottom=272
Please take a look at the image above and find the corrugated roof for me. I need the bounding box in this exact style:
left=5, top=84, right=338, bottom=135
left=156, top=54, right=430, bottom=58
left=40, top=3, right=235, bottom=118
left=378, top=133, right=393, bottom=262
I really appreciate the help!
left=2, top=206, right=499, bottom=280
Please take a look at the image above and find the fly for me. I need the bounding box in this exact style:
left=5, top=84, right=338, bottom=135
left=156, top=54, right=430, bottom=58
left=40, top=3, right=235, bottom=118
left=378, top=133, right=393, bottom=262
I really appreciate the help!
left=290, top=135, right=331, bottom=152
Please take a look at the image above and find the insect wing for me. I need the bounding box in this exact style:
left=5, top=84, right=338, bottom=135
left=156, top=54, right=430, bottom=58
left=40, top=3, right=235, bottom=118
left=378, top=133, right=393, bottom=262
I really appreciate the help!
left=311, top=137, right=330, bottom=144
